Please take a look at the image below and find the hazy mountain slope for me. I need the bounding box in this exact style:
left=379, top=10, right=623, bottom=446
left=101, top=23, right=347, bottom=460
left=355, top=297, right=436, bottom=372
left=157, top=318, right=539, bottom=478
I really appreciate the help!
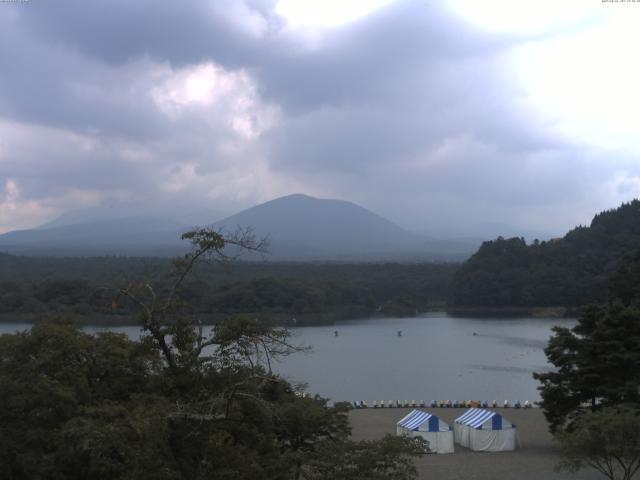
left=0, top=194, right=478, bottom=259
left=0, top=217, right=185, bottom=256
left=214, top=194, right=430, bottom=258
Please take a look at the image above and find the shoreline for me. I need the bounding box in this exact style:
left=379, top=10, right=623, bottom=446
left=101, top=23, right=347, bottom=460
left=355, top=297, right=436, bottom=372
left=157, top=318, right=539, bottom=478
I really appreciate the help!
left=0, top=307, right=578, bottom=327
left=349, top=408, right=600, bottom=480
left=446, top=306, right=581, bottom=318
left=0, top=311, right=376, bottom=327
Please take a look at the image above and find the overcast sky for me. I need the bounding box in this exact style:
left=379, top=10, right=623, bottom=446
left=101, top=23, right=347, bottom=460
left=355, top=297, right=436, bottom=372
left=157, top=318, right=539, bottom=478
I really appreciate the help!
left=1, top=0, right=639, bottom=238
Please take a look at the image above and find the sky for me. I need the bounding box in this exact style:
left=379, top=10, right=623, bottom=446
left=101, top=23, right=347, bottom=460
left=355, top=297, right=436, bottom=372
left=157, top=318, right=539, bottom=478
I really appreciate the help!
left=1, top=0, right=640, bottom=238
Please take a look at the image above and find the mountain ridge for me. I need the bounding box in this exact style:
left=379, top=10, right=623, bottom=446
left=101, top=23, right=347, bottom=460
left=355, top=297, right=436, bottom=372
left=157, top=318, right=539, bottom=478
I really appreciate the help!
left=0, top=194, right=477, bottom=260
left=213, top=193, right=428, bottom=258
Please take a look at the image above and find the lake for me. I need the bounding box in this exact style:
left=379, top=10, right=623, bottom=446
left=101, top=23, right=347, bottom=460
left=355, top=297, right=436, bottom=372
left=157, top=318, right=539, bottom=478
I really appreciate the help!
left=0, top=313, right=572, bottom=403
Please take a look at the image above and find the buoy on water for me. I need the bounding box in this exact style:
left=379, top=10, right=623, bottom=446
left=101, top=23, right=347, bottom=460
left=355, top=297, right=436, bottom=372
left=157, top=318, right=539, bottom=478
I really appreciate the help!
left=397, top=330, right=402, bottom=337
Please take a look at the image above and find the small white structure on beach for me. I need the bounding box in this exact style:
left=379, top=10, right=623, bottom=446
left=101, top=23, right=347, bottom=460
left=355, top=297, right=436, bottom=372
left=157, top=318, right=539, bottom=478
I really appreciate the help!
left=396, top=409, right=454, bottom=454
left=454, top=408, right=518, bottom=452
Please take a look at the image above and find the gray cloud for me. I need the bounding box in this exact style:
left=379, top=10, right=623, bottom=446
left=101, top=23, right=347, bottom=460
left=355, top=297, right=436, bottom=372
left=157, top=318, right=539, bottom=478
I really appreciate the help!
left=0, top=0, right=636, bottom=236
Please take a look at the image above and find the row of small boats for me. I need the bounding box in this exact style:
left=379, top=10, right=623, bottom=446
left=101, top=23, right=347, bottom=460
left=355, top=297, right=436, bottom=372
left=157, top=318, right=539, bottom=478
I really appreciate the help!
left=351, top=399, right=533, bottom=409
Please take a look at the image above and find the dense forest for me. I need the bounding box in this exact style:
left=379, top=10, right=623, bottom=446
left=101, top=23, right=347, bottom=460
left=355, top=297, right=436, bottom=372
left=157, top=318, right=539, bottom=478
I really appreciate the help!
left=0, top=254, right=456, bottom=325
left=5, top=199, right=640, bottom=322
left=451, top=200, right=640, bottom=309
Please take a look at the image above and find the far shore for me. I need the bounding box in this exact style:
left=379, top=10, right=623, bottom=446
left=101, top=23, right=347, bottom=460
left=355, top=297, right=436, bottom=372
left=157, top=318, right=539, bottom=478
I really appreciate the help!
left=446, top=306, right=581, bottom=318
left=0, top=306, right=580, bottom=328
left=0, top=311, right=365, bottom=327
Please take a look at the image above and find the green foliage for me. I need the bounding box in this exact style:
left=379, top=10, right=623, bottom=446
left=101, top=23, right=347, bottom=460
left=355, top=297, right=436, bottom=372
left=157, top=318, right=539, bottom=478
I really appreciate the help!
left=0, top=255, right=456, bottom=323
left=535, top=245, right=640, bottom=478
left=534, top=302, right=640, bottom=432
left=306, top=435, right=426, bottom=480
left=556, top=406, right=640, bottom=480
left=54, top=400, right=177, bottom=480
left=610, top=252, right=640, bottom=307
left=0, top=318, right=167, bottom=480
left=0, top=229, right=423, bottom=480
left=204, top=276, right=375, bottom=320
left=452, top=200, right=640, bottom=308
left=0, top=316, right=421, bottom=480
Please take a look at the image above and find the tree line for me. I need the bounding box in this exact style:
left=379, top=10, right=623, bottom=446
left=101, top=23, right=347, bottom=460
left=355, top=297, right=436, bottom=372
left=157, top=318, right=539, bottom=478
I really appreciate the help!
left=0, top=254, right=456, bottom=325
left=451, top=200, right=640, bottom=309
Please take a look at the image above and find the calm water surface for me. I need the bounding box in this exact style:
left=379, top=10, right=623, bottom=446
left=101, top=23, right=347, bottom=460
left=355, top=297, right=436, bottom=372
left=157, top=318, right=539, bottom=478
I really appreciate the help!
left=0, top=313, right=573, bottom=402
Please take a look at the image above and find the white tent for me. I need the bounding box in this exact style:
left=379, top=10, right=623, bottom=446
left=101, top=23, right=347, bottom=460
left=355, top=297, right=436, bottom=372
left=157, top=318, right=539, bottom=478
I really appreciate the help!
left=396, top=409, right=454, bottom=454
left=454, top=408, right=518, bottom=452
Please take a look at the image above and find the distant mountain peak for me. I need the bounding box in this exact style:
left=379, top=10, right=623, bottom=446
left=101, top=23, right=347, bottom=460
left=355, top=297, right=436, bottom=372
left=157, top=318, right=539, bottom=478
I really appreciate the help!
left=212, top=194, right=426, bottom=259
left=275, top=193, right=317, bottom=201
left=0, top=194, right=477, bottom=261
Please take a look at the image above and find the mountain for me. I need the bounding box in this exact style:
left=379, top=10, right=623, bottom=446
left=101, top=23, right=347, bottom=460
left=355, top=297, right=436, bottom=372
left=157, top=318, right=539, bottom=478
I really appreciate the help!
left=214, top=194, right=475, bottom=260
left=35, top=205, right=223, bottom=231
left=0, top=217, right=185, bottom=256
left=0, top=194, right=478, bottom=260
left=451, top=199, right=640, bottom=309
left=216, top=194, right=418, bottom=257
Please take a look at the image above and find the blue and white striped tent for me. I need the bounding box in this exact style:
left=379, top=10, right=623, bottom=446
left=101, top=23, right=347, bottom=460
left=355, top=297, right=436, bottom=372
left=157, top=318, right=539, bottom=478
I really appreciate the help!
left=454, top=408, right=518, bottom=452
left=396, top=410, right=454, bottom=454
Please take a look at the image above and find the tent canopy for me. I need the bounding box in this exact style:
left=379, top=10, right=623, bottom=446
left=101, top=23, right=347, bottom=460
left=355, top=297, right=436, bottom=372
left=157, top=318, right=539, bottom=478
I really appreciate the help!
left=397, top=410, right=455, bottom=454
left=397, top=409, right=450, bottom=432
left=455, top=408, right=513, bottom=430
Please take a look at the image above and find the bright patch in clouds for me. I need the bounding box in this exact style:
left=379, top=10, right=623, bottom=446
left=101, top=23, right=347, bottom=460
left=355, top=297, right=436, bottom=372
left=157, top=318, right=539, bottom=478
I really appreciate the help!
left=0, top=173, right=110, bottom=233
left=276, top=0, right=398, bottom=28
left=0, top=179, right=55, bottom=233
left=152, top=63, right=246, bottom=110
left=151, top=62, right=278, bottom=139
left=450, top=0, right=640, bottom=154
left=3, top=179, right=19, bottom=203
left=510, top=8, right=640, bottom=152
left=447, top=0, right=598, bottom=35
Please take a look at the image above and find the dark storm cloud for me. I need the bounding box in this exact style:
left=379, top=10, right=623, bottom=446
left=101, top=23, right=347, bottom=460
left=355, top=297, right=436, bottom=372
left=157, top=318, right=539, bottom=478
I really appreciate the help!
left=15, top=1, right=268, bottom=67
left=8, top=0, right=505, bottom=115
left=0, top=20, right=166, bottom=138
left=0, top=0, right=634, bottom=235
left=263, top=21, right=562, bottom=178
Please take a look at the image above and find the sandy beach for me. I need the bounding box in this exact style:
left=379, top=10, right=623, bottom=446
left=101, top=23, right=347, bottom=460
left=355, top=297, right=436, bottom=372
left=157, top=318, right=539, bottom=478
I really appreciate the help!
left=349, top=408, right=602, bottom=480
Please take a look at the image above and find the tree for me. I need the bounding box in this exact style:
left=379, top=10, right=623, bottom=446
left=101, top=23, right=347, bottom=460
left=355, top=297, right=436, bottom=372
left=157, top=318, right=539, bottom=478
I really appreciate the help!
left=115, top=226, right=271, bottom=375
left=556, top=406, right=640, bottom=480
left=534, top=300, right=640, bottom=432
left=0, top=227, right=424, bottom=480
left=0, top=318, right=169, bottom=480
left=305, top=435, right=427, bottom=480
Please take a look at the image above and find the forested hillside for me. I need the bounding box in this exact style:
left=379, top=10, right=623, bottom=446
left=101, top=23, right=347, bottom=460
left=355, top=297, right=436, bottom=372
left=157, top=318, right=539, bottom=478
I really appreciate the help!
left=0, top=255, right=456, bottom=324
left=451, top=200, right=640, bottom=308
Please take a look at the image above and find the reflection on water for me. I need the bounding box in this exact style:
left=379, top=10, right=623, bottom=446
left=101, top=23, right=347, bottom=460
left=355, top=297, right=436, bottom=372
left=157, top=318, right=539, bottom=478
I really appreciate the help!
left=0, top=313, right=574, bottom=402
left=479, top=334, right=548, bottom=350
